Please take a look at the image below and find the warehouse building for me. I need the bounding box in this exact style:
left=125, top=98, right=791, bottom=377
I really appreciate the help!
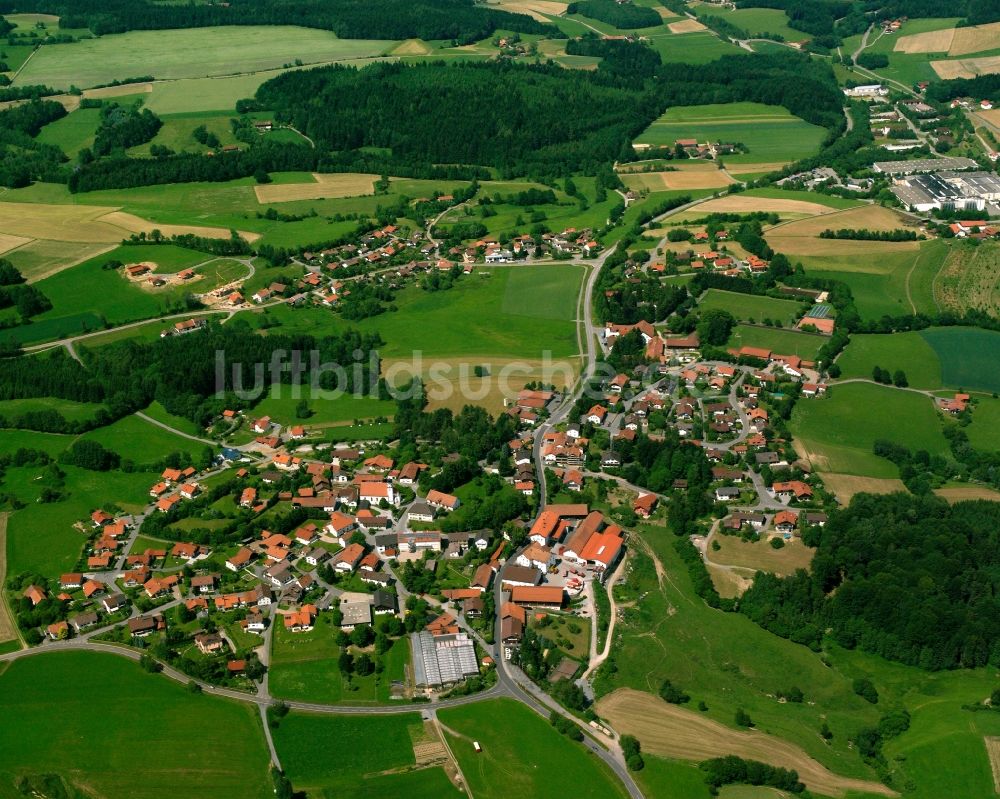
left=890, top=171, right=1000, bottom=215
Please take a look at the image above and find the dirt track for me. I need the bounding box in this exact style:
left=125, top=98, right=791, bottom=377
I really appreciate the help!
left=597, top=689, right=897, bottom=798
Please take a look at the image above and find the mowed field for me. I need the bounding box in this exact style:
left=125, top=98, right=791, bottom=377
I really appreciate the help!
left=634, top=102, right=827, bottom=167
left=598, top=689, right=892, bottom=797
left=790, top=382, right=949, bottom=478
left=439, top=698, right=630, bottom=799
left=14, top=26, right=397, bottom=89
left=254, top=173, right=380, bottom=203
left=0, top=651, right=272, bottom=798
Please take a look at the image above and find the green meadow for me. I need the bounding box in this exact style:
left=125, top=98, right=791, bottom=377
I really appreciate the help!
left=4, top=464, right=156, bottom=576
left=836, top=332, right=943, bottom=389
left=14, top=26, right=397, bottom=89
left=635, top=102, right=827, bottom=164
left=81, top=413, right=208, bottom=464
left=921, top=327, right=1000, bottom=393
left=439, top=698, right=631, bottom=799
left=691, top=5, right=800, bottom=41
left=698, top=288, right=804, bottom=326
left=601, top=516, right=1000, bottom=798
left=727, top=324, right=825, bottom=360
left=790, top=382, right=949, bottom=477
left=651, top=31, right=748, bottom=64
left=35, top=107, right=102, bottom=157
left=0, top=651, right=272, bottom=799
left=0, top=397, right=107, bottom=424
left=272, top=711, right=463, bottom=798
left=251, top=391, right=395, bottom=427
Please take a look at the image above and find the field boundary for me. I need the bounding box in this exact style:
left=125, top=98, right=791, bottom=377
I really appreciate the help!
left=0, top=513, right=22, bottom=649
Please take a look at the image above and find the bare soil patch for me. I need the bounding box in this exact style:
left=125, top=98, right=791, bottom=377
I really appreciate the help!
left=820, top=473, right=907, bottom=504
left=597, top=689, right=896, bottom=797
left=949, top=22, right=1000, bottom=56
left=893, top=27, right=955, bottom=54
left=706, top=562, right=755, bottom=599
left=254, top=172, right=379, bottom=203
left=669, top=19, right=707, bottom=33
left=726, top=162, right=792, bottom=175
left=935, top=485, right=1000, bottom=503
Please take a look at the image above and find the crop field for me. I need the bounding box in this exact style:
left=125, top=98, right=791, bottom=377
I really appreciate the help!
left=764, top=204, right=919, bottom=249
left=948, top=20, right=1000, bottom=56
left=439, top=698, right=630, bottom=799
left=145, top=73, right=281, bottom=114
left=5, top=464, right=155, bottom=576
left=935, top=484, right=1000, bottom=503
left=836, top=331, right=943, bottom=389
left=698, top=289, right=803, bottom=326
left=634, top=102, right=826, bottom=166
left=727, top=325, right=824, bottom=360
left=0, top=651, right=272, bottom=799
left=680, top=195, right=839, bottom=217
left=892, top=19, right=961, bottom=53
left=921, top=327, right=1000, bottom=393
left=932, top=55, right=1000, bottom=79
left=598, top=689, right=892, bottom=797
left=0, top=238, right=111, bottom=285
left=14, top=27, right=397, bottom=89
left=254, top=173, right=380, bottom=203
left=819, top=473, right=908, bottom=504
left=790, top=382, right=948, bottom=478
left=620, top=165, right=734, bottom=191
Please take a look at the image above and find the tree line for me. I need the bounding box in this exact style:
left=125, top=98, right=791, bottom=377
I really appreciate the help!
left=566, top=0, right=661, bottom=29
left=0, top=0, right=555, bottom=41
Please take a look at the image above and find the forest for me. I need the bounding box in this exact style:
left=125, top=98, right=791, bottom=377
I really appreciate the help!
left=0, top=0, right=554, bottom=41
left=253, top=61, right=659, bottom=174
left=739, top=493, right=1000, bottom=670
left=0, top=322, right=383, bottom=429
left=567, top=0, right=661, bottom=29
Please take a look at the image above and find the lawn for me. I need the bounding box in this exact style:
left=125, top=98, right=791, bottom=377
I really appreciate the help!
left=921, top=327, right=1000, bottom=393
left=81, top=414, right=208, bottom=465
left=35, top=107, right=102, bottom=157
left=0, top=651, right=272, bottom=799
left=698, top=289, right=804, bottom=326
left=727, top=325, right=825, bottom=360
left=836, top=332, right=943, bottom=389
left=790, top=382, right=949, bottom=477
left=634, top=102, right=827, bottom=165
left=4, top=464, right=156, bottom=576
left=271, top=710, right=463, bottom=799
left=14, top=26, right=397, bottom=89
left=439, top=698, right=631, bottom=799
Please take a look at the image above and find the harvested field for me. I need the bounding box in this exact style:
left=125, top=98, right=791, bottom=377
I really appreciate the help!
left=0, top=232, right=32, bottom=256
left=726, top=161, right=790, bottom=175
left=985, top=736, right=1000, bottom=793
left=767, top=205, right=916, bottom=237
left=83, top=82, right=153, bottom=99
left=669, top=19, right=707, bottom=33
left=766, top=237, right=919, bottom=257
left=707, top=534, right=814, bottom=576
left=978, top=108, right=1000, bottom=129
left=949, top=22, right=1000, bottom=56
left=0, top=202, right=129, bottom=243
left=596, top=689, right=896, bottom=797
left=820, top=473, right=907, bottom=504
left=254, top=172, right=379, bottom=203
left=621, top=169, right=733, bottom=191
left=682, top=195, right=834, bottom=215
left=389, top=39, right=433, bottom=55
left=932, top=55, right=1000, bottom=80
left=935, top=485, right=1000, bottom=503
left=894, top=27, right=955, bottom=54
left=498, top=0, right=567, bottom=20
left=13, top=241, right=117, bottom=283
left=96, top=210, right=261, bottom=242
